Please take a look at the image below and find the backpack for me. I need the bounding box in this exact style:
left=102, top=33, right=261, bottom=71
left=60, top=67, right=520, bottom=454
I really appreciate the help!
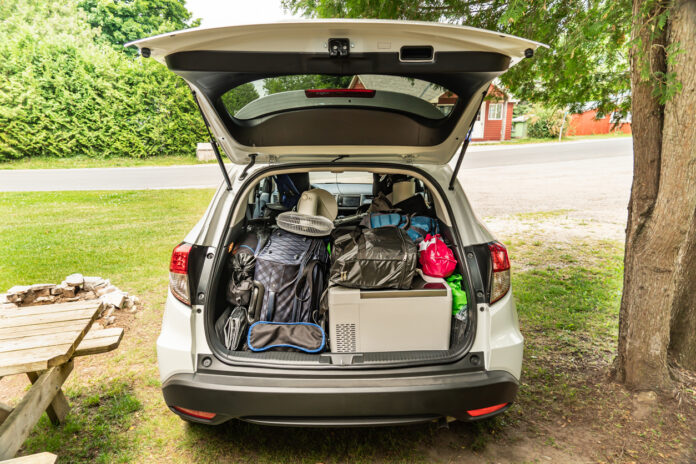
left=253, top=229, right=330, bottom=324
left=274, top=174, right=303, bottom=209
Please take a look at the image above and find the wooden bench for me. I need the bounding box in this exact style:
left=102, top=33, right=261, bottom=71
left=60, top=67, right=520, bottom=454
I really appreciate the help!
left=74, top=327, right=124, bottom=357
left=0, top=452, right=57, bottom=464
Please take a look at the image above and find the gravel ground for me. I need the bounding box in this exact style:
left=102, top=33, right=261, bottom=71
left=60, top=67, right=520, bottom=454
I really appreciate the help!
left=461, top=154, right=633, bottom=242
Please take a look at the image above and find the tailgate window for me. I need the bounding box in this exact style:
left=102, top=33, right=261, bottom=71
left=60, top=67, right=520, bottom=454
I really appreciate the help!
left=222, top=74, right=459, bottom=121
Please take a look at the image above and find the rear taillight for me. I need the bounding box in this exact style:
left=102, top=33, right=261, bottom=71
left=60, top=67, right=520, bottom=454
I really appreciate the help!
left=304, top=89, right=376, bottom=98
left=173, top=406, right=216, bottom=420
left=169, top=242, right=192, bottom=305
left=488, top=241, right=511, bottom=304
left=467, top=402, right=508, bottom=417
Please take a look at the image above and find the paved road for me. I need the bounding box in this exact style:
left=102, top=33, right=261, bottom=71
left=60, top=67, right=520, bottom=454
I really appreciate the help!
left=0, top=138, right=631, bottom=192
left=464, top=154, right=633, bottom=224
left=462, top=137, right=631, bottom=169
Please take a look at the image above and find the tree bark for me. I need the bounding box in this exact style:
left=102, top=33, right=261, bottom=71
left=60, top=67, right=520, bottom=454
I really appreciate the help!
left=616, top=0, right=696, bottom=388
left=666, top=0, right=696, bottom=369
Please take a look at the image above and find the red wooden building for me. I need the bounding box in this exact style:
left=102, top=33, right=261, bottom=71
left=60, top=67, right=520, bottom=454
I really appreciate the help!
left=568, top=109, right=632, bottom=136
left=469, top=85, right=515, bottom=142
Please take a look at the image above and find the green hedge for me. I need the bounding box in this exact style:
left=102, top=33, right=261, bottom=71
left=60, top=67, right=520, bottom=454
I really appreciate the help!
left=0, top=0, right=206, bottom=161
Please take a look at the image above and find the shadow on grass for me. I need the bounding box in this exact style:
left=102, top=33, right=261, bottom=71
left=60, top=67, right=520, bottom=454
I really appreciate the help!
left=21, top=380, right=142, bottom=464
left=181, top=415, right=510, bottom=464
left=512, top=242, right=623, bottom=339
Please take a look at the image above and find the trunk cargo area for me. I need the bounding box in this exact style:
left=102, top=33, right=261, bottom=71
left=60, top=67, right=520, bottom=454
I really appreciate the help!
left=203, top=167, right=479, bottom=369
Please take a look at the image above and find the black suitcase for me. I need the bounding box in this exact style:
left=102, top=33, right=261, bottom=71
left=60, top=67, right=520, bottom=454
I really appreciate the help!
left=253, top=229, right=329, bottom=323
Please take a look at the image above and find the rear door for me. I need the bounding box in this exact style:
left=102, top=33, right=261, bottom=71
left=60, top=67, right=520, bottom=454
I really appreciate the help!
left=127, top=20, right=543, bottom=165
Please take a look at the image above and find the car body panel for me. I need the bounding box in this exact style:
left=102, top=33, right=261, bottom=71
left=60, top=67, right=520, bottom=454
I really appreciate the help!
left=127, top=20, right=545, bottom=165
left=157, top=291, right=196, bottom=381
left=126, top=20, right=543, bottom=65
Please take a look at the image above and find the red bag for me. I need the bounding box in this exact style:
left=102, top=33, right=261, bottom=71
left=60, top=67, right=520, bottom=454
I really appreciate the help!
left=419, top=234, right=457, bottom=278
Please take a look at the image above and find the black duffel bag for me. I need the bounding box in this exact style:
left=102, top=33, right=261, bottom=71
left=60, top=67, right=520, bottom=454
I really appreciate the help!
left=329, top=227, right=418, bottom=290
left=247, top=321, right=325, bottom=353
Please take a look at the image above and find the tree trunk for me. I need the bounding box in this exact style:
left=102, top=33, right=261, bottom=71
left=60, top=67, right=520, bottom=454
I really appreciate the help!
left=616, top=0, right=696, bottom=388
left=666, top=0, right=696, bottom=369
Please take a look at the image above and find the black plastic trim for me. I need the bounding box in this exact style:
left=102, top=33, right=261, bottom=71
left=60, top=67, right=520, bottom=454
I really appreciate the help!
left=241, top=415, right=440, bottom=427
left=166, top=50, right=510, bottom=78
left=472, top=243, right=494, bottom=303
left=187, top=244, right=209, bottom=306
left=162, top=369, right=518, bottom=425
left=192, top=246, right=216, bottom=306
left=204, top=162, right=482, bottom=370
left=164, top=50, right=508, bottom=153
left=198, top=351, right=485, bottom=372
left=463, top=245, right=487, bottom=305
left=221, top=107, right=459, bottom=148
left=400, top=46, right=434, bottom=61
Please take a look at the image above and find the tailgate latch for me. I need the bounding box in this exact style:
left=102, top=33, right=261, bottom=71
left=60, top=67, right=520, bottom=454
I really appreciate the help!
left=320, top=353, right=364, bottom=365
left=328, top=38, right=350, bottom=57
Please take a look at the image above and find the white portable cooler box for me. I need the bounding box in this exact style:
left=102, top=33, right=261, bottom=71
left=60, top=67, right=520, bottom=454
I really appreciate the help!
left=328, top=271, right=452, bottom=353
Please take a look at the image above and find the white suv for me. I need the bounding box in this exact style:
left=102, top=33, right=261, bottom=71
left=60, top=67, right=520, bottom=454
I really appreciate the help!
left=129, top=20, right=541, bottom=426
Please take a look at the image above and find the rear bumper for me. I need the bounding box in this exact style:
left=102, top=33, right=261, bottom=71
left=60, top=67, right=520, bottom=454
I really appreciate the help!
left=163, top=369, right=518, bottom=426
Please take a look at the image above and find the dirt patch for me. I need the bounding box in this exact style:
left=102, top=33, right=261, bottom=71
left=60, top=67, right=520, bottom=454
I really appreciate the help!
left=504, top=329, right=696, bottom=464
left=485, top=210, right=626, bottom=244
left=0, top=274, right=142, bottom=408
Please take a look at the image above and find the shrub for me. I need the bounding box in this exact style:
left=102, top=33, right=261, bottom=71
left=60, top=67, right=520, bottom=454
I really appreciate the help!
left=526, top=105, right=571, bottom=139
left=0, top=0, right=206, bottom=161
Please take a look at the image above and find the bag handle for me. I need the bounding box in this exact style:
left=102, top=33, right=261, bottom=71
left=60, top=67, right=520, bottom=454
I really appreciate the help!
left=314, top=286, right=331, bottom=327
left=247, top=280, right=265, bottom=324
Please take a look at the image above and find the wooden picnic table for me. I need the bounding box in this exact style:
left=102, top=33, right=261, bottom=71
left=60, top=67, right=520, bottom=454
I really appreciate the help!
left=0, top=301, right=123, bottom=460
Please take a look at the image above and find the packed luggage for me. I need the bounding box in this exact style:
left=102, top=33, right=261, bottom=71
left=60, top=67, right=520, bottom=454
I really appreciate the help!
left=248, top=321, right=325, bottom=353
left=328, top=270, right=452, bottom=353
left=419, top=234, right=457, bottom=278
left=329, top=227, right=418, bottom=290
left=216, top=172, right=466, bottom=355
left=254, top=229, right=329, bottom=323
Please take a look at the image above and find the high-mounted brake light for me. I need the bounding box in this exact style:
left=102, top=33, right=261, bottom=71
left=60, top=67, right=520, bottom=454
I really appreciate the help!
left=304, top=89, right=376, bottom=98
left=467, top=402, right=508, bottom=417
left=488, top=241, right=511, bottom=304
left=169, top=242, right=192, bottom=305
left=173, top=406, right=216, bottom=420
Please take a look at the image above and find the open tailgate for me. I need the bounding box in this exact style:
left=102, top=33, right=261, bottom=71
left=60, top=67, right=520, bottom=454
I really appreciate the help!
left=127, top=20, right=544, bottom=165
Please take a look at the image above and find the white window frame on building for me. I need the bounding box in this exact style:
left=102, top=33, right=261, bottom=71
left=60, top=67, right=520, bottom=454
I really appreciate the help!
left=488, top=102, right=503, bottom=120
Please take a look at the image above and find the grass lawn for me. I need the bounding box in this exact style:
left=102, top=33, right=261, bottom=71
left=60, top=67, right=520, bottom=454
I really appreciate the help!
left=0, top=154, right=218, bottom=170
left=1, top=192, right=694, bottom=463
left=474, top=132, right=631, bottom=146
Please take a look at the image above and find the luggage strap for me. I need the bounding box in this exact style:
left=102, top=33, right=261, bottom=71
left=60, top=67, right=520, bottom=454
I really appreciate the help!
left=291, top=241, right=325, bottom=322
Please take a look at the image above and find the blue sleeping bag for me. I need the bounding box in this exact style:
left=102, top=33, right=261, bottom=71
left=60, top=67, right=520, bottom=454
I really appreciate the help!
left=365, top=213, right=439, bottom=243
